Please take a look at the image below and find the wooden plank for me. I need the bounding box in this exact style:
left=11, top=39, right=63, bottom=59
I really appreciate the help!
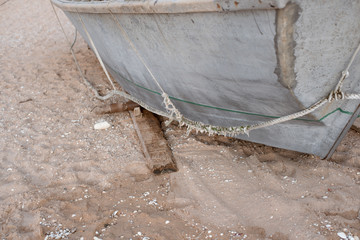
left=351, top=118, right=360, bottom=133
left=93, top=101, right=139, bottom=114
left=130, top=108, right=178, bottom=174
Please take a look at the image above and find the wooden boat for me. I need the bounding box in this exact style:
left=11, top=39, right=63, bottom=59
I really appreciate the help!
left=51, top=0, right=360, bottom=158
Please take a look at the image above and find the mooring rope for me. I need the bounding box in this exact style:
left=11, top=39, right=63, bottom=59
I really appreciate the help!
left=51, top=1, right=360, bottom=137
left=108, top=10, right=183, bottom=121
left=77, top=12, right=116, bottom=91
left=50, top=1, right=187, bottom=121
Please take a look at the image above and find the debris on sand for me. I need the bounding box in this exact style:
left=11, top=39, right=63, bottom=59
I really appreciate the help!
left=94, top=120, right=111, bottom=130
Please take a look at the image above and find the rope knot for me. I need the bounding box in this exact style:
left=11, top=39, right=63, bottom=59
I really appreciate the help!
left=328, top=90, right=345, bottom=102
left=342, top=70, right=350, bottom=79
left=243, top=126, right=250, bottom=136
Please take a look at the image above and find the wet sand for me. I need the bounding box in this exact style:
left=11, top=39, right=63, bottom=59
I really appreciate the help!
left=0, top=0, right=360, bottom=239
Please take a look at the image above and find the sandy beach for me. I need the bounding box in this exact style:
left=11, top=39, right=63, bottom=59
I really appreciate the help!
left=1, top=0, right=360, bottom=239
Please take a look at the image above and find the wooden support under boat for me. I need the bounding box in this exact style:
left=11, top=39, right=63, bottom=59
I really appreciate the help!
left=130, top=108, right=178, bottom=174
left=351, top=118, right=360, bottom=133
left=93, top=101, right=139, bottom=115
left=92, top=100, right=177, bottom=173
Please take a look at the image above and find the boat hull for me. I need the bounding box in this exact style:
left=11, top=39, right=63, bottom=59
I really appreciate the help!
left=53, top=0, right=360, bottom=158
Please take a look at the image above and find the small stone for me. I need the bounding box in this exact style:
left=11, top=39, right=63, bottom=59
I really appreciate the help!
left=337, top=232, right=347, bottom=239
left=112, top=210, right=118, bottom=218
left=94, top=121, right=111, bottom=130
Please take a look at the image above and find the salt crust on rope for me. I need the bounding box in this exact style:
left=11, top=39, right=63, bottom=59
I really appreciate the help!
left=51, top=1, right=360, bottom=137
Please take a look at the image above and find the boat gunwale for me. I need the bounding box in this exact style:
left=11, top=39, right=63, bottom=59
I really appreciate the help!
left=51, top=0, right=288, bottom=14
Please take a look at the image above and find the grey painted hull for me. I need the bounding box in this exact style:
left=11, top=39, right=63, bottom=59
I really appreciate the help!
left=52, top=0, right=360, bottom=158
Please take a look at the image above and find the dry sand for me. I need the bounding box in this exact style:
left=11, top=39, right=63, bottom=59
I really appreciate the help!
left=1, top=0, right=360, bottom=239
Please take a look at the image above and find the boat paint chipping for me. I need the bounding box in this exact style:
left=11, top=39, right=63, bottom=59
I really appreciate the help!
left=275, top=2, right=299, bottom=91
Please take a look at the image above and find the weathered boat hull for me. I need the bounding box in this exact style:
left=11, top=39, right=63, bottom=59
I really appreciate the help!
left=52, top=0, right=360, bottom=158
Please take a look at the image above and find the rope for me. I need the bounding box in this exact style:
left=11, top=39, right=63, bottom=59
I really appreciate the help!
left=108, top=10, right=183, bottom=121
left=76, top=11, right=116, bottom=90
left=51, top=1, right=106, bottom=99
left=52, top=3, right=360, bottom=137
left=51, top=1, right=177, bottom=115
left=334, top=41, right=360, bottom=92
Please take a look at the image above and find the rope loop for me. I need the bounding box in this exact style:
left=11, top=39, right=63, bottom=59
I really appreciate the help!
left=328, top=90, right=346, bottom=102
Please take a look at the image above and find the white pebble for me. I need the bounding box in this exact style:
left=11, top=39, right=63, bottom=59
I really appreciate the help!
left=337, top=232, right=347, bottom=239
left=94, top=121, right=111, bottom=130
left=112, top=210, right=118, bottom=217
left=165, top=220, right=170, bottom=224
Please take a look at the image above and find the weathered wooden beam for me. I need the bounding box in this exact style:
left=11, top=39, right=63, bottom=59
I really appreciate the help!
left=93, top=101, right=139, bottom=114
left=130, top=108, right=178, bottom=174
left=351, top=118, right=360, bottom=133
